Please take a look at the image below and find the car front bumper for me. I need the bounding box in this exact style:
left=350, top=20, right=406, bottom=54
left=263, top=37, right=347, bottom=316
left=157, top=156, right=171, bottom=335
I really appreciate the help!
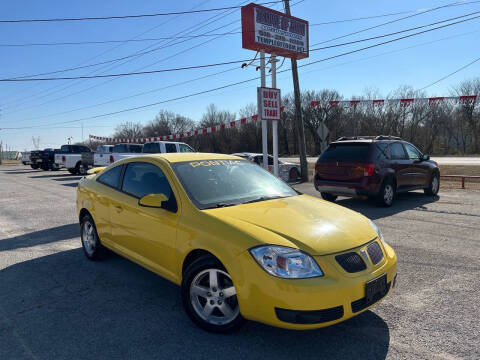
left=229, top=242, right=397, bottom=330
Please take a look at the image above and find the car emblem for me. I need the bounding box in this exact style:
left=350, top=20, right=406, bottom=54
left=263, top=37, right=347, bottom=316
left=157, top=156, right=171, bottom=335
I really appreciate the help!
left=360, top=250, right=369, bottom=264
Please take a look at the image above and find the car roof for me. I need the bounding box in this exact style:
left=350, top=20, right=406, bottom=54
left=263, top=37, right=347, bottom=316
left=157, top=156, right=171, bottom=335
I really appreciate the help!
left=135, top=152, right=244, bottom=163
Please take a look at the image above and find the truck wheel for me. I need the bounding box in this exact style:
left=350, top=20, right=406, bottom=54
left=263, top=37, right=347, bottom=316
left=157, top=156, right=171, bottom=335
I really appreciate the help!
left=377, top=179, right=395, bottom=207
left=76, top=162, right=87, bottom=175
left=68, top=168, right=77, bottom=175
left=321, top=192, right=337, bottom=202
left=181, top=255, right=245, bottom=333
left=31, top=164, right=39, bottom=169
left=80, top=214, right=106, bottom=260
left=424, top=172, right=440, bottom=196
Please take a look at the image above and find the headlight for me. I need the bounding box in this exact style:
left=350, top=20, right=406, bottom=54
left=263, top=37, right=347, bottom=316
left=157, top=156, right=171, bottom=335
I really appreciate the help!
left=369, top=220, right=387, bottom=246
left=249, top=245, right=323, bottom=279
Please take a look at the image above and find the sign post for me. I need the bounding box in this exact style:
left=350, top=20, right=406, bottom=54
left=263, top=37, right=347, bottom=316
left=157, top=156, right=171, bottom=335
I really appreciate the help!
left=242, top=2, right=308, bottom=176
left=317, top=122, right=329, bottom=154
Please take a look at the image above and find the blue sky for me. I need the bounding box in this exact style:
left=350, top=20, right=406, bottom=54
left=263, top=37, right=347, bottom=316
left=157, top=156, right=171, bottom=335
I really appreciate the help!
left=0, top=0, right=479, bottom=151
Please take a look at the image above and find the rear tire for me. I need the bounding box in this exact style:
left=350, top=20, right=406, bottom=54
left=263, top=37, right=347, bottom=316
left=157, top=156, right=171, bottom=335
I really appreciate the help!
left=68, top=168, right=77, bottom=175
left=181, top=256, right=245, bottom=333
left=80, top=214, right=105, bottom=261
left=377, top=179, right=395, bottom=207
left=321, top=192, right=337, bottom=202
left=424, top=172, right=439, bottom=196
left=31, top=164, right=39, bottom=169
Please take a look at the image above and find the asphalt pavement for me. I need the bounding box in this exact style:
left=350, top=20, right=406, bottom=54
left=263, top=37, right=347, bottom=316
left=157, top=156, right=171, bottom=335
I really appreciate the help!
left=0, top=165, right=479, bottom=360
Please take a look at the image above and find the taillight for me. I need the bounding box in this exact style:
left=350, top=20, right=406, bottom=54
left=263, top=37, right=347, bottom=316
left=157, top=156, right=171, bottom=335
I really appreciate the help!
left=109, top=155, right=114, bottom=163
left=364, top=164, right=375, bottom=176
left=62, top=156, right=66, bottom=162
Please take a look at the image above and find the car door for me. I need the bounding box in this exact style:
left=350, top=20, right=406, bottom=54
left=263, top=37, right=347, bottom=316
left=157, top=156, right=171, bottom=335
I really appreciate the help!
left=388, top=142, right=411, bottom=188
left=109, top=161, right=180, bottom=281
left=94, top=164, right=125, bottom=243
left=403, top=142, right=428, bottom=186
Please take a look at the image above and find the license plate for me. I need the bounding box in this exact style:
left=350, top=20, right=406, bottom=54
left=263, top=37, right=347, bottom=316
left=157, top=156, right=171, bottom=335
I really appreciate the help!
left=365, top=274, right=387, bottom=304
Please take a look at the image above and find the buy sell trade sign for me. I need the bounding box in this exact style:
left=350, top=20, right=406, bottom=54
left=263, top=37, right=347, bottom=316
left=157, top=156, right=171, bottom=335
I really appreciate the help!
left=258, top=87, right=281, bottom=121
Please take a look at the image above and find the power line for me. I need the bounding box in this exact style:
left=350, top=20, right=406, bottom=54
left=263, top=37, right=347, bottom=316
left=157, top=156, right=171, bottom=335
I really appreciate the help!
left=418, top=56, right=480, bottom=91
left=0, top=1, right=251, bottom=113
left=310, top=11, right=480, bottom=51
left=311, top=0, right=480, bottom=47
left=5, top=22, right=477, bottom=130
left=0, top=1, right=283, bottom=23
left=310, top=10, right=415, bottom=26
left=0, top=59, right=253, bottom=82
left=4, top=12, right=479, bottom=83
left=10, top=29, right=479, bottom=126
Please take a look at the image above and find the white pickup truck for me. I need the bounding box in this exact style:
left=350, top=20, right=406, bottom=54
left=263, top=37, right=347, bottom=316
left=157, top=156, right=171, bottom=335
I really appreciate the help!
left=108, top=143, right=144, bottom=164
left=106, top=141, right=195, bottom=165
left=81, top=145, right=113, bottom=169
left=54, top=144, right=92, bottom=175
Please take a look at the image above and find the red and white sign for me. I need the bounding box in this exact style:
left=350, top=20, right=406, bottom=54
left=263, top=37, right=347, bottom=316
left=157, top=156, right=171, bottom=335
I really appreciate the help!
left=258, top=87, right=281, bottom=121
left=241, top=3, right=309, bottom=60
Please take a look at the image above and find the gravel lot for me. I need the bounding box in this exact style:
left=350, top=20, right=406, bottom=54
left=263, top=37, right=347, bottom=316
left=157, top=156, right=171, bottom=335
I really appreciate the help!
left=1, top=166, right=479, bottom=360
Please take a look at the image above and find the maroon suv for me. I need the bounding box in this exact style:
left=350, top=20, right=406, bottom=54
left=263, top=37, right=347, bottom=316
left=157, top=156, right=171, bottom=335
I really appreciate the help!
left=314, top=136, right=440, bottom=206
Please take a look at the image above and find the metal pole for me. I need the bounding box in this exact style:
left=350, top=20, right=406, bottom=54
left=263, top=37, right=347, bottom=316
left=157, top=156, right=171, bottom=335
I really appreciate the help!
left=283, top=0, right=308, bottom=182
left=271, top=54, right=279, bottom=177
left=260, top=50, right=268, bottom=170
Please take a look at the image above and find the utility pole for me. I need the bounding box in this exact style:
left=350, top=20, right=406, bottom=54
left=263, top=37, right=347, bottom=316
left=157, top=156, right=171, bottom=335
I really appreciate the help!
left=283, top=0, right=308, bottom=182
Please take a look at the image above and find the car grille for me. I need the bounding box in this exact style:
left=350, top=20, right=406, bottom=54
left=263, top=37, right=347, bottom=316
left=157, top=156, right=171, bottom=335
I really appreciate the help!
left=367, top=241, right=384, bottom=265
left=335, top=252, right=366, bottom=273
left=275, top=306, right=344, bottom=324
left=351, top=282, right=391, bottom=313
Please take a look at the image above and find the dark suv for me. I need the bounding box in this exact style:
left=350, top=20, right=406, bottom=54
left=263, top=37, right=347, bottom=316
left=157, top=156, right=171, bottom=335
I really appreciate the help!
left=314, top=136, right=440, bottom=206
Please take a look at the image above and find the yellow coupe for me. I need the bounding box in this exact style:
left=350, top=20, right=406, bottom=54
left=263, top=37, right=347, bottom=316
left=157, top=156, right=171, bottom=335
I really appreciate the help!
left=77, top=153, right=397, bottom=332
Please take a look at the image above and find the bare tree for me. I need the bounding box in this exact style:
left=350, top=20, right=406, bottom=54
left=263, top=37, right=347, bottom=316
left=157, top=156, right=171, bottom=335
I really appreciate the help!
left=113, top=122, right=144, bottom=139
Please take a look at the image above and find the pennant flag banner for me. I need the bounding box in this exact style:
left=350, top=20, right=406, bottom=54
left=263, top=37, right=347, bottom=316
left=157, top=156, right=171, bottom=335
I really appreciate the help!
left=310, top=95, right=477, bottom=109
left=90, top=113, right=261, bottom=144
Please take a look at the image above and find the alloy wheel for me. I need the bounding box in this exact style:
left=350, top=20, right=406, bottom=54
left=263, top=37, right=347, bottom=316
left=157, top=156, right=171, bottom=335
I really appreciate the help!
left=82, top=221, right=96, bottom=256
left=190, top=269, right=239, bottom=326
left=384, top=184, right=394, bottom=205
left=431, top=176, right=439, bottom=194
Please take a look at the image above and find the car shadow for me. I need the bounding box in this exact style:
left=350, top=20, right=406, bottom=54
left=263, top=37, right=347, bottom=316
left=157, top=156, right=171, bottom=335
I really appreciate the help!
left=0, top=223, right=78, bottom=251
left=52, top=177, right=83, bottom=182
left=29, top=173, right=72, bottom=179
left=0, top=248, right=390, bottom=360
left=2, top=169, right=41, bottom=174
left=61, top=182, right=79, bottom=187
left=335, top=191, right=440, bottom=220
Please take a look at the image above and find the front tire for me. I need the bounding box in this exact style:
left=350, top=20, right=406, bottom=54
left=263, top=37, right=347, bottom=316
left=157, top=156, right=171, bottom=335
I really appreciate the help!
left=181, top=256, right=245, bottom=333
left=424, top=172, right=439, bottom=196
left=377, top=179, right=395, bottom=207
left=80, top=214, right=105, bottom=260
left=321, top=192, right=337, bottom=202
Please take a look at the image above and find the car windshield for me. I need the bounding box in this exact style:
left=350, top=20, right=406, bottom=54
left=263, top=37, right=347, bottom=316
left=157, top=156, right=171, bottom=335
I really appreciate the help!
left=172, top=159, right=297, bottom=209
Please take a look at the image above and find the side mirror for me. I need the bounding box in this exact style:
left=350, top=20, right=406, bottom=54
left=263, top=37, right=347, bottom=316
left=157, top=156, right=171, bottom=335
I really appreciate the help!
left=138, top=193, right=168, bottom=208
left=422, top=154, right=430, bottom=161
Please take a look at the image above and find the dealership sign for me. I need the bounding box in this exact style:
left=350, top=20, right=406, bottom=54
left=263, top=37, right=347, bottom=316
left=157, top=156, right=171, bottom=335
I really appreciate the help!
left=258, top=87, right=281, bottom=121
left=241, top=3, right=309, bottom=59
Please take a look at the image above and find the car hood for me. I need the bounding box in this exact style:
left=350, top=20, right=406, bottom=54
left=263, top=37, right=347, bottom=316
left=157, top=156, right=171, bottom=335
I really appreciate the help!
left=204, top=194, right=377, bottom=255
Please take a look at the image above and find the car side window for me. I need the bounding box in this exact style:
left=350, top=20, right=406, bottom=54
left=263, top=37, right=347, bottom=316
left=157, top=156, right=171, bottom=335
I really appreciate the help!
left=121, top=162, right=177, bottom=211
left=179, top=144, right=195, bottom=152
left=97, top=165, right=123, bottom=189
left=404, top=143, right=422, bottom=160
left=375, top=143, right=390, bottom=160
left=165, top=143, right=177, bottom=153
left=390, top=143, right=407, bottom=160
left=143, top=143, right=160, bottom=153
